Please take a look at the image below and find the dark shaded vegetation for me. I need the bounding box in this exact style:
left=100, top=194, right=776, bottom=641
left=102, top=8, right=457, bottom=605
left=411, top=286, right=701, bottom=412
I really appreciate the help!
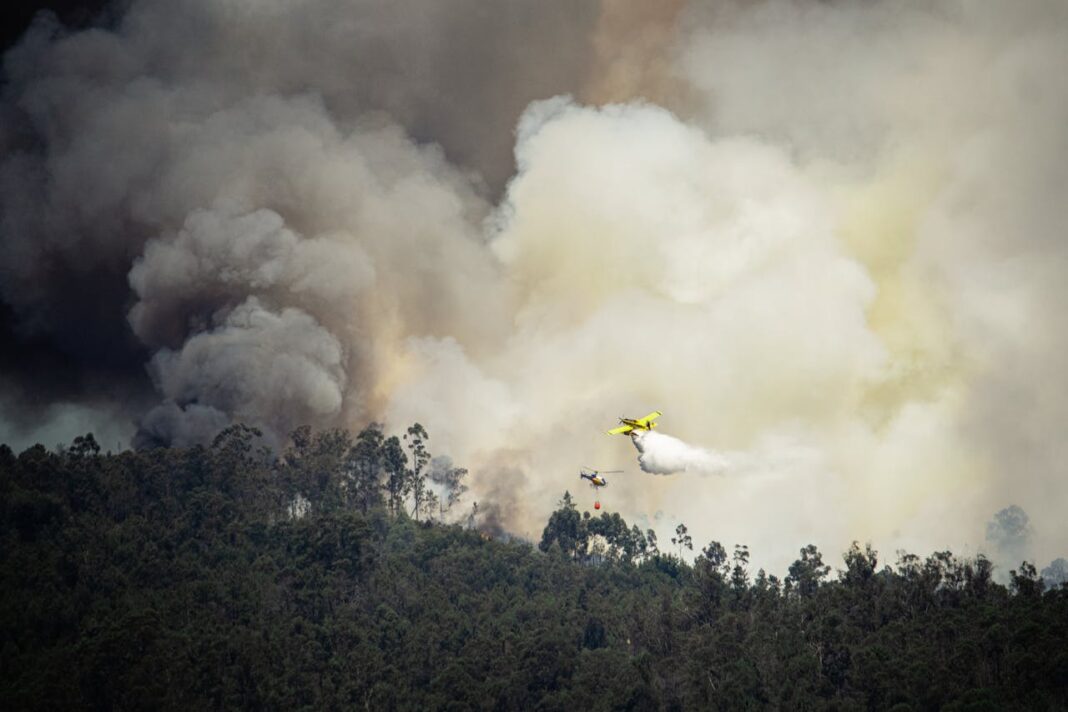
left=2, top=425, right=1067, bottom=710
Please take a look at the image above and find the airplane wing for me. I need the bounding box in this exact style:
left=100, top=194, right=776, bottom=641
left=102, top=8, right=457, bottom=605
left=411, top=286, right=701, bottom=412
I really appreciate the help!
left=636, top=410, right=662, bottom=427
left=607, top=425, right=633, bottom=435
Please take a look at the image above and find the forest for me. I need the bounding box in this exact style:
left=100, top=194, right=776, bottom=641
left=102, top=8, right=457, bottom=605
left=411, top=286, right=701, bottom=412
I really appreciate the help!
left=2, top=423, right=1067, bottom=711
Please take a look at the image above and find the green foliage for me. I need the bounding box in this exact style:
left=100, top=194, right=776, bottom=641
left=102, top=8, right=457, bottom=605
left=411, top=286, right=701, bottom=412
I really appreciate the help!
left=671, top=522, right=693, bottom=558
left=404, top=423, right=431, bottom=521
left=2, top=429, right=1067, bottom=710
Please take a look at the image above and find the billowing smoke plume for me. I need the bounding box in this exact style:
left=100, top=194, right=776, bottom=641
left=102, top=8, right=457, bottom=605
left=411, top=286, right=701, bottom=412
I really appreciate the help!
left=3, top=1, right=1068, bottom=572
left=0, top=0, right=591, bottom=446
left=631, top=431, right=728, bottom=476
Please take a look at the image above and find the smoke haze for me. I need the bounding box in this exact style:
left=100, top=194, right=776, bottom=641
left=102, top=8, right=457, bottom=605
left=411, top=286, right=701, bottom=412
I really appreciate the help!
left=2, top=0, right=1066, bottom=573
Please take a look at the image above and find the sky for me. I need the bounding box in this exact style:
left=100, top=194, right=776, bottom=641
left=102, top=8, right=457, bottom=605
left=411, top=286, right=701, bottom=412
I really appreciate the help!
left=1, top=0, right=1066, bottom=575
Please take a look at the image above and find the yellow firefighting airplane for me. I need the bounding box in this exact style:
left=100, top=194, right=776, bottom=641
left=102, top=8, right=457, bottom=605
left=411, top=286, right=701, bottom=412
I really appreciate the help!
left=580, top=467, right=622, bottom=488
left=606, top=410, right=662, bottom=436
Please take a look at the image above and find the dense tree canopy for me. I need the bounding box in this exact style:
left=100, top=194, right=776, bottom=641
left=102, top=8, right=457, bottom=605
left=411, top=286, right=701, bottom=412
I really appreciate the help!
left=2, top=426, right=1066, bottom=710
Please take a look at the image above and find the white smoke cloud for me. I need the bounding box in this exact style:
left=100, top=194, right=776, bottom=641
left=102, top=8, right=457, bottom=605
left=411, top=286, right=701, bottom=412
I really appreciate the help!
left=382, top=96, right=891, bottom=562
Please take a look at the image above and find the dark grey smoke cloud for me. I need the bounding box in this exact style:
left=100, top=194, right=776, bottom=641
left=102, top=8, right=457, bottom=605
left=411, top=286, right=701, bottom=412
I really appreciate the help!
left=0, top=0, right=598, bottom=446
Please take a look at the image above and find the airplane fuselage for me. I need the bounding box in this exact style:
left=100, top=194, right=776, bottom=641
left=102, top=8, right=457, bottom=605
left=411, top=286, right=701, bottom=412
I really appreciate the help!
left=607, top=411, right=662, bottom=436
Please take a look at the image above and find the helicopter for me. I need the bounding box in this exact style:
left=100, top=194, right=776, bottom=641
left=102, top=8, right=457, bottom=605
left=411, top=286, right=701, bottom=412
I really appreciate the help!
left=580, top=467, right=622, bottom=488
left=579, top=467, right=622, bottom=510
